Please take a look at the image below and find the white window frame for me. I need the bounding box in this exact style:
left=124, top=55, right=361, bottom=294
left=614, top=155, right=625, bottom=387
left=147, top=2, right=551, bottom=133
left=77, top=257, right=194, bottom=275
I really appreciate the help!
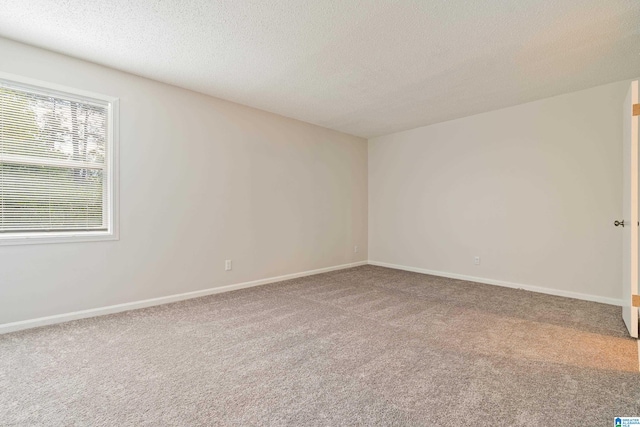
left=0, top=72, right=119, bottom=246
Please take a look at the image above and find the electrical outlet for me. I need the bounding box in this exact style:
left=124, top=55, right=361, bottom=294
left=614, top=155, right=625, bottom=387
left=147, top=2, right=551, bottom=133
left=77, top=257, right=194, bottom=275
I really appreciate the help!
left=225, top=260, right=232, bottom=271
left=354, top=245, right=358, bottom=253
left=474, top=256, right=480, bottom=265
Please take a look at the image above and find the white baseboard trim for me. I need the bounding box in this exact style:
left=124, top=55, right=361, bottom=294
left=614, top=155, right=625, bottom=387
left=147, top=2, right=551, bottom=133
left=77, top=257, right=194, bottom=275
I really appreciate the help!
left=0, top=260, right=368, bottom=335
left=368, top=260, right=623, bottom=307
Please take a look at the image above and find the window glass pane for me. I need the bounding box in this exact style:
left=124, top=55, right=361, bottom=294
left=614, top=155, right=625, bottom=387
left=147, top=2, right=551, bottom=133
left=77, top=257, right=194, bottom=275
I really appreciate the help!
left=0, top=82, right=109, bottom=233
left=0, top=163, right=104, bottom=232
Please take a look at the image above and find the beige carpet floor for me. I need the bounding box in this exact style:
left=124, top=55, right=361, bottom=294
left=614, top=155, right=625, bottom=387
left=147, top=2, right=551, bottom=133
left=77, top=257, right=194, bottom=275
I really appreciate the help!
left=1, top=265, right=639, bottom=426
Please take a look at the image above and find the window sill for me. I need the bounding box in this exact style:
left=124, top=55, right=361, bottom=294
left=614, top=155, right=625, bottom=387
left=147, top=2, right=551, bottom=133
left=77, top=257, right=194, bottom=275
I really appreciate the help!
left=0, top=231, right=119, bottom=246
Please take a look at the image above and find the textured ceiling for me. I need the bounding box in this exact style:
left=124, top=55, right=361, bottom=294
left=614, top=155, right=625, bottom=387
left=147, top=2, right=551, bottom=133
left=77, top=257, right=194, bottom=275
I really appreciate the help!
left=0, top=0, right=639, bottom=138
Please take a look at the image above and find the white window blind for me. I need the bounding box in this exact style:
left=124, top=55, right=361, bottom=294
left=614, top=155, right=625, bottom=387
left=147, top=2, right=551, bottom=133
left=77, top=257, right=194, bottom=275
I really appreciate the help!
left=0, top=79, right=111, bottom=235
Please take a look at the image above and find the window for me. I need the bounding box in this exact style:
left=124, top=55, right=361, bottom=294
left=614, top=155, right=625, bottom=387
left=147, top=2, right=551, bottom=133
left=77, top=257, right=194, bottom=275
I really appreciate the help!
left=0, top=73, right=118, bottom=245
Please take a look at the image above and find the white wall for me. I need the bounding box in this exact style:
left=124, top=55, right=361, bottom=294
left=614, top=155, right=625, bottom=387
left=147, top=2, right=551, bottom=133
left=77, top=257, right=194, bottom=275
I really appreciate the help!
left=0, top=38, right=368, bottom=325
left=369, top=80, right=636, bottom=304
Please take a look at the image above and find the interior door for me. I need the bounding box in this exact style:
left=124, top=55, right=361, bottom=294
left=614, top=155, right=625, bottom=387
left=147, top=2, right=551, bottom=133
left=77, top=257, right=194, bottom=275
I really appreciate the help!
left=621, top=80, right=639, bottom=338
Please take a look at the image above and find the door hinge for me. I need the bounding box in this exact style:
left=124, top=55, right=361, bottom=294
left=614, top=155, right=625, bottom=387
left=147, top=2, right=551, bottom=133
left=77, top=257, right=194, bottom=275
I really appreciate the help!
left=634, top=104, right=640, bottom=116
left=633, top=295, right=640, bottom=308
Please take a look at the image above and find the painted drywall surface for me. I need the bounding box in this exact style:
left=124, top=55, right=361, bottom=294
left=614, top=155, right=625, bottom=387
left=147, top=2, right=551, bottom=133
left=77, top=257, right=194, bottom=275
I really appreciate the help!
left=0, top=38, right=368, bottom=324
left=369, top=80, right=634, bottom=301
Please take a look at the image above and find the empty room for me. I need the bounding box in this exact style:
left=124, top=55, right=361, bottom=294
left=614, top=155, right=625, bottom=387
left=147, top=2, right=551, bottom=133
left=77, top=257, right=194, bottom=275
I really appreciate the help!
left=1, top=1, right=639, bottom=425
